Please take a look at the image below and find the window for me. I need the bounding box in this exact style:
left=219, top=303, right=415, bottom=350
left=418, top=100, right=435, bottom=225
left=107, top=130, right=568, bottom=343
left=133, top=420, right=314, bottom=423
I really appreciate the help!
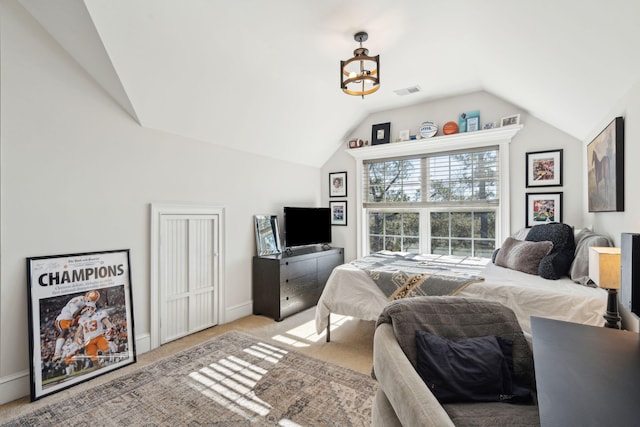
left=368, top=211, right=420, bottom=252
left=363, top=147, right=500, bottom=257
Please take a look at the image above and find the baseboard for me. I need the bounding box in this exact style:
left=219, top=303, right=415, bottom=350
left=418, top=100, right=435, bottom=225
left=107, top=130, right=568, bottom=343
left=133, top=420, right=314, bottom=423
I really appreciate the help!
left=225, top=301, right=253, bottom=323
left=0, top=370, right=30, bottom=405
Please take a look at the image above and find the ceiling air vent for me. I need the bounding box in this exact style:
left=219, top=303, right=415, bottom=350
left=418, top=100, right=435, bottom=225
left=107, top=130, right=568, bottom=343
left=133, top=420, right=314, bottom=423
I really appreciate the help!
left=393, top=85, right=421, bottom=96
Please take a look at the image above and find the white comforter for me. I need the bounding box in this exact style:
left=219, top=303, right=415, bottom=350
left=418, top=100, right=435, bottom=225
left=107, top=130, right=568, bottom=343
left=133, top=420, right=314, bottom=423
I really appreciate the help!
left=315, top=258, right=607, bottom=338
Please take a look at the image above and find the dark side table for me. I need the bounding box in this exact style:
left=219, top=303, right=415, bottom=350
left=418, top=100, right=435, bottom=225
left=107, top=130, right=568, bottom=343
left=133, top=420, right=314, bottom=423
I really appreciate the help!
left=531, top=316, right=640, bottom=427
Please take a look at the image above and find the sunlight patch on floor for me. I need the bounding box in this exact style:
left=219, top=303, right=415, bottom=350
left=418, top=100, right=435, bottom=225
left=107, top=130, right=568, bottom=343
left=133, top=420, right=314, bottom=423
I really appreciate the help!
left=271, top=314, right=355, bottom=347
left=279, top=419, right=303, bottom=427
left=186, top=341, right=299, bottom=422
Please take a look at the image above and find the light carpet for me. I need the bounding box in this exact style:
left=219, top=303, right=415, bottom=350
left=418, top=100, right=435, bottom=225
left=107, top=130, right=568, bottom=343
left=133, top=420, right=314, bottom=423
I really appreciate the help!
left=3, top=331, right=377, bottom=426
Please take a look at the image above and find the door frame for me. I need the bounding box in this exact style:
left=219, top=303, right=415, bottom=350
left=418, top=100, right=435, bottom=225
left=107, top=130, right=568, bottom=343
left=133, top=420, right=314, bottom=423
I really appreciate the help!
left=150, top=203, right=226, bottom=349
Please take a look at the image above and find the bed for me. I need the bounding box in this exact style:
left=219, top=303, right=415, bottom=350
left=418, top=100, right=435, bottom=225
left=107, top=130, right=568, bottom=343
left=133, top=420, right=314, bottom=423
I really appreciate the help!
left=315, top=225, right=613, bottom=341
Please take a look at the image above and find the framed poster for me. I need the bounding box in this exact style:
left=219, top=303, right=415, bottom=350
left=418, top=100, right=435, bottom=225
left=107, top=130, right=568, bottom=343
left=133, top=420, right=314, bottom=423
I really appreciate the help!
left=526, top=192, right=563, bottom=228
left=588, top=116, right=624, bottom=212
left=329, top=171, right=347, bottom=197
left=330, top=201, right=347, bottom=226
left=27, top=249, right=136, bottom=401
left=526, top=149, right=563, bottom=187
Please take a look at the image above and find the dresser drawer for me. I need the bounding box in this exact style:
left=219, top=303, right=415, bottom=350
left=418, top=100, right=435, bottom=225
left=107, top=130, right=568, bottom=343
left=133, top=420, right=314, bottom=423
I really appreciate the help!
left=280, top=258, right=317, bottom=281
left=281, top=273, right=318, bottom=296
left=280, top=287, right=323, bottom=319
left=317, top=251, right=343, bottom=271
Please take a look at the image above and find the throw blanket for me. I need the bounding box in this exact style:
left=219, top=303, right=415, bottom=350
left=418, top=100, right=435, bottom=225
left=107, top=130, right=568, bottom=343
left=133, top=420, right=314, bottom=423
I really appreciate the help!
left=376, top=297, right=535, bottom=390
left=351, top=251, right=486, bottom=300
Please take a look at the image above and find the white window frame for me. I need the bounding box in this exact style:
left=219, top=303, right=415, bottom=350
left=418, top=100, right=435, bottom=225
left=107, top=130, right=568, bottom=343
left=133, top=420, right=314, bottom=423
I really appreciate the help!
left=347, top=125, right=522, bottom=258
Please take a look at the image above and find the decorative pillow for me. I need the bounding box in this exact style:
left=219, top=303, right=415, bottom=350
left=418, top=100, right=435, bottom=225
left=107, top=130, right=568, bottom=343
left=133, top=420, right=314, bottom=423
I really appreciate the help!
left=491, top=228, right=532, bottom=264
left=570, top=230, right=614, bottom=286
left=494, top=237, right=553, bottom=275
left=415, top=331, right=531, bottom=404
left=525, top=223, right=575, bottom=280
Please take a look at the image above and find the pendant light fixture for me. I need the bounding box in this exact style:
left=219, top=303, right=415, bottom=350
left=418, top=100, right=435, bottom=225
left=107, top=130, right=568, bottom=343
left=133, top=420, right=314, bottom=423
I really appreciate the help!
left=340, top=31, right=380, bottom=98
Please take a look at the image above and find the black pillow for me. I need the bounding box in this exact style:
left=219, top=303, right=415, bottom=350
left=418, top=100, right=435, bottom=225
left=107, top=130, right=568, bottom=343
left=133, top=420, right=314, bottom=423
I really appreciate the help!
left=525, top=223, right=575, bottom=279
left=415, top=331, right=531, bottom=404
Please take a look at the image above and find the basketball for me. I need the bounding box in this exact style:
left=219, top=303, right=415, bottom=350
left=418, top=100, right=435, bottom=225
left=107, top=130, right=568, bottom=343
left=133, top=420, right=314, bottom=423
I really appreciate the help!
left=443, top=121, right=459, bottom=135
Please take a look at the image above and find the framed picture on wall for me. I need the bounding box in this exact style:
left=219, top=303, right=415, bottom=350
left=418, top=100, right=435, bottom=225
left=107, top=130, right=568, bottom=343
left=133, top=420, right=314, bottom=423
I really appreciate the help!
left=330, top=201, right=347, bottom=226
left=526, top=192, right=563, bottom=228
left=526, top=149, right=563, bottom=187
left=329, top=171, right=347, bottom=197
left=587, top=116, right=624, bottom=212
left=26, top=249, right=136, bottom=401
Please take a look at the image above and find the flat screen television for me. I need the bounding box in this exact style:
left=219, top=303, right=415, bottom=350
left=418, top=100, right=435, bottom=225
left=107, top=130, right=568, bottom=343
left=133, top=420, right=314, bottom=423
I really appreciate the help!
left=284, top=207, right=331, bottom=248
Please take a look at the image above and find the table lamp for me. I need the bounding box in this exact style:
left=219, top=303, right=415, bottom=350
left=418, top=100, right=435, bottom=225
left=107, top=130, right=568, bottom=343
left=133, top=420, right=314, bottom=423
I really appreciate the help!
left=589, top=246, right=622, bottom=329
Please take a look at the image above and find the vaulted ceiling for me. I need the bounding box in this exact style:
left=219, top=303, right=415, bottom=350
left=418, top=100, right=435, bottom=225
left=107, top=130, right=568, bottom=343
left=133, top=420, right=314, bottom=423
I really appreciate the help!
left=18, top=0, right=640, bottom=167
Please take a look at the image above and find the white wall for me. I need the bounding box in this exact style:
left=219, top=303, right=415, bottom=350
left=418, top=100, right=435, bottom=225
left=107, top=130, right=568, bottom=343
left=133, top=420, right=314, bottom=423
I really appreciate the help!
left=323, top=91, right=584, bottom=261
left=0, top=1, right=322, bottom=404
left=582, top=80, right=640, bottom=332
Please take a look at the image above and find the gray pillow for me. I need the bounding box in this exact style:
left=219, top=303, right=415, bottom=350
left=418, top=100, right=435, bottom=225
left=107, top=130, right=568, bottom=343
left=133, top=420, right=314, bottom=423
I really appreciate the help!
left=495, top=237, right=553, bottom=275
left=570, top=230, right=614, bottom=286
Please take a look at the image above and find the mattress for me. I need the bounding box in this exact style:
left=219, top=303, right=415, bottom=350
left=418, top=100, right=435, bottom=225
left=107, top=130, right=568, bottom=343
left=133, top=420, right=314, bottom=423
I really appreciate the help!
left=315, top=256, right=608, bottom=338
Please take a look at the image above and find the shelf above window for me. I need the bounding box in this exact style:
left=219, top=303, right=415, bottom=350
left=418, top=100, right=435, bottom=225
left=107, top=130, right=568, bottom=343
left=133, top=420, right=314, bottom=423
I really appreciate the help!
left=346, top=124, right=523, bottom=161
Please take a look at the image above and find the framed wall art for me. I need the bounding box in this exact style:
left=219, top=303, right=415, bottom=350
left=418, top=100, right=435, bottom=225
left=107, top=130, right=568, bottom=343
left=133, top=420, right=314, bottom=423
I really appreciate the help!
left=526, top=192, right=562, bottom=228
left=27, top=249, right=136, bottom=400
left=588, top=116, right=624, bottom=212
left=330, top=201, right=347, bottom=226
left=371, top=122, right=391, bottom=145
left=526, top=149, right=563, bottom=187
left=329, top=171, right=347, bottom=197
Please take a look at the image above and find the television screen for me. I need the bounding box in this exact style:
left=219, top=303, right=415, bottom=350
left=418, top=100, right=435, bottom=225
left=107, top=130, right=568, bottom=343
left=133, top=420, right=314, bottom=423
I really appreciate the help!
left=284, top=207, right=331, bottom=248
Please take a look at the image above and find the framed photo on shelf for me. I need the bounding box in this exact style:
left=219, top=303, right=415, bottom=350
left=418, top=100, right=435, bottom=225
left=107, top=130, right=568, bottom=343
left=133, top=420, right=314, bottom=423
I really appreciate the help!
left=254, top=214, right=281, bottom=256
left=588, top=116, right=624, bottom=212
left=26, top=249, right=136, bottom=401
left=501, top=114, right=520, bottom=127
left=458, top=110, right=479, bottom=133
left=526, top=192, right=562, bottom=228
left=330, top=201, right=347, bottom=226
left=526, top=149, right=563, bottom=187
left=329, top=171, right=347, bottom=197
left=371, top=122, right=391, bottom=145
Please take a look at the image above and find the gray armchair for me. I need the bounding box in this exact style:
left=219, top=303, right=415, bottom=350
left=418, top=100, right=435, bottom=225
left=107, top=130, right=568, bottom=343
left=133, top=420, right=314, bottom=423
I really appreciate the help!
left=372, top=296, right=540, bottom=427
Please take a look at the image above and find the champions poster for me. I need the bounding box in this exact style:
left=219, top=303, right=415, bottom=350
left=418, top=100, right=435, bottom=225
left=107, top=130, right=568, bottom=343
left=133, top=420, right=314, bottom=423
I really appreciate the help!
left=27, top=249, right=136, bottom=401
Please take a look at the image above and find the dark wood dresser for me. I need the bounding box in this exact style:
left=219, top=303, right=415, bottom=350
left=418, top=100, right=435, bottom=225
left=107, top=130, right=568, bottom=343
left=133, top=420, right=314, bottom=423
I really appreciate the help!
left=252, top=246, right=343, bottom=321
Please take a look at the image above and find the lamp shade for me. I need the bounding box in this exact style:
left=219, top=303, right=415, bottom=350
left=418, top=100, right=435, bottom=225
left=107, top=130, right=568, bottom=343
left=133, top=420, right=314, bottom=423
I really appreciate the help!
left=589, top=247, right=621, bottom=289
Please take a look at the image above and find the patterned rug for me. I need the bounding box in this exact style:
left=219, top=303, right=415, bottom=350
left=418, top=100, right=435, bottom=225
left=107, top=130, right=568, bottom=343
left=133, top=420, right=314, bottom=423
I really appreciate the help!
left=3, top=331, right=376, bottom=426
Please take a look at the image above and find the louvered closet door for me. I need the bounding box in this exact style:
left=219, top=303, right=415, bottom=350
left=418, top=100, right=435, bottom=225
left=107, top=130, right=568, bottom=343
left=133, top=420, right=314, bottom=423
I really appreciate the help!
left=159, top=214, right=219, bottom=344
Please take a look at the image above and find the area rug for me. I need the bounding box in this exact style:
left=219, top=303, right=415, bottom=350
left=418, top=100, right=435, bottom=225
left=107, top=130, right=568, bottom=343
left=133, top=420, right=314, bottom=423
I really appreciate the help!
left=3, top=331, right=377, bottom=426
